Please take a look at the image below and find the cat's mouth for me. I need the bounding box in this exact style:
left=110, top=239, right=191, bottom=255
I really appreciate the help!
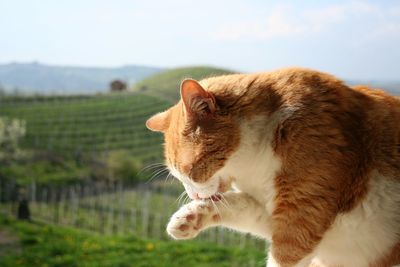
left=190, top=193, right=221, bottom=201
left=210, top=194, right=222, bottom=202
left=188, top=179, right=231, bottom=201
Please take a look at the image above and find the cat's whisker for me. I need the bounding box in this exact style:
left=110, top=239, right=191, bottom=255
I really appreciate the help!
left=164, top=172, right=173, bottom=185
left=148, top=168, right=168, bottom=182
left=210, top=198, right=222, bottom=219
left=146, top=168, right=168, bottom=184
left=180, top=194, right=188, bottom=206
left=217, top=197, right=229, bottom=212
left=169, top=175, right=175, bottom=185
left=141, top=162, right=164, bottom=169
left=140, top=165, right=166, bottom=180
left=167, top=172, right=176, bottom=184
left=217, top=196, right=230, bottom=211
left=184, top=195, right=191, bottom=204
left=176, top=191, right=187, bottom=206
left=219, top=194, right=231, bottom=210
left=139, top=163, right=165, bottom=174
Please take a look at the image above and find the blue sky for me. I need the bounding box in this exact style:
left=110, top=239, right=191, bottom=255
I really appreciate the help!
left=1, top=0, right=400, bottom=80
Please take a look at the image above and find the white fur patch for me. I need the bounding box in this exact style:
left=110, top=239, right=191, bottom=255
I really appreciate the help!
left=211, top=115, right=282, bottom=217
left=312, top=173, right=400, bottom=267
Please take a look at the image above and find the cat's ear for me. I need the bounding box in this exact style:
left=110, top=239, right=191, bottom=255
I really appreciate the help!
left=180, top=79, right=216, bottom=119
left=146, top=111, right=170, bottom=132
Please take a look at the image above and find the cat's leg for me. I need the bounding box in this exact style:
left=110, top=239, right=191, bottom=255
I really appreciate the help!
left=267, top=251, right=314, bottom=267
left=167, top=191, right=272, bottom=240
left=266, top=194, right=333, bottom=267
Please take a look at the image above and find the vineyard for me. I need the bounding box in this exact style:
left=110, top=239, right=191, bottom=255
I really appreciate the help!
left=0, top=93, right=169, bottom=160
left=0, top=92, right=172, bottom=186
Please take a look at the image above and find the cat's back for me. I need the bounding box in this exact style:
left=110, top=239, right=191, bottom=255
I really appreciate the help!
left=350, top=85, right=400, bottom=178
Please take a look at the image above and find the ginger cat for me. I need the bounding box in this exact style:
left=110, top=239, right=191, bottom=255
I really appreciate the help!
left=146, top=68, right=400, bottom=267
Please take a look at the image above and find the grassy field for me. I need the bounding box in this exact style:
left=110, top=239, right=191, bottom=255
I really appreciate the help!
left=0, top=215, right=266, bottom=267
left=133, top=66, right=234, bottom=102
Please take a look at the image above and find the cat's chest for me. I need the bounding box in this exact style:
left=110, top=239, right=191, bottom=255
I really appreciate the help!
left=228, top=152, right=281, bottom=215
left=216, top=117, right=282, bottom=214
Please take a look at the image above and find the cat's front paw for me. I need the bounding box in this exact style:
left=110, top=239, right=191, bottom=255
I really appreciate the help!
left=167, top=200, right=221, bottom=240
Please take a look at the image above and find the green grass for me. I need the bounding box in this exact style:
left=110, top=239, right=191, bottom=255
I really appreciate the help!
left=0, top=215, right=266, bottom=267
left=133, top=66, right=234, bottom=102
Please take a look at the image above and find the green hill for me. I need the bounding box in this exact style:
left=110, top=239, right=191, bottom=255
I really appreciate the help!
left=0, top=93, right=171, bottom=185
left=133, top=66, right=235, bottom=102
left=0, top=93, right=168, bottom=161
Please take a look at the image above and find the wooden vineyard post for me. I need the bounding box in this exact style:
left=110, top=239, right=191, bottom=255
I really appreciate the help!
left=153, top=212, right=162, bottom=239
left=239, top=233, right=247, bottom=249
left=51, top=187, right=59, bottom=224
left=117, top=182, right=125, bottom=235
left=141, top=190, right=150, bottom=238
left=41, top=188, right=48, bottom=221
left=130, top=207, right=137, bottom=234
left=70, top=186, right=79, bottom=227
left=17, top=187, right=30, bottom=221
left=217, top=227, right=225, bottom=245
left=99, top=194, right=107, bottom=234
left=59, top=187, right=66, bottom=225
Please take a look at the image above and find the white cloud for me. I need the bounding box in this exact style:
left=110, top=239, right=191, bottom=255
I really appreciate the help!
left=303, top=2, right=377, bottom=32
left=214, top=1, right=393, bottom=41
left=215, top=5, right=305, bottom=41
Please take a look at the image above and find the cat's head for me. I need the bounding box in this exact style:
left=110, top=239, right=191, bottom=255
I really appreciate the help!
left=146, top=79, right=240, bottom=200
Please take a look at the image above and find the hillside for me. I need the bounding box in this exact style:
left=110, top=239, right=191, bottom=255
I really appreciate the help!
left=0, top=92, right=172, bottom=185
left=133, top=66, right=234, bottom=102
left=0, top=93, right=169, bottom=161
left=0, top=62, right=163, bottom=94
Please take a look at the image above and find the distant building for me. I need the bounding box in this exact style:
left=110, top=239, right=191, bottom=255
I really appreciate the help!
left=110, top=80, right=127, bottom=92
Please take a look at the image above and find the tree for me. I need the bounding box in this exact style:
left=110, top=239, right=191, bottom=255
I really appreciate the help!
left=109, top=80, right=127, bottom=92
left=0, top=117, right=26, bottom=163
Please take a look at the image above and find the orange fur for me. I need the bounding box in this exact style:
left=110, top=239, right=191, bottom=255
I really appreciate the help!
left=146, top=68, right=400, bottom=267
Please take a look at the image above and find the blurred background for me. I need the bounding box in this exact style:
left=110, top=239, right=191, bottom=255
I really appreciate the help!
left=0, top=1, right=399, bottom=266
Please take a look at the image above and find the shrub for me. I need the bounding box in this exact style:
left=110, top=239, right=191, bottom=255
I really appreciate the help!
left=105, top=150, right=143, bottom=183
